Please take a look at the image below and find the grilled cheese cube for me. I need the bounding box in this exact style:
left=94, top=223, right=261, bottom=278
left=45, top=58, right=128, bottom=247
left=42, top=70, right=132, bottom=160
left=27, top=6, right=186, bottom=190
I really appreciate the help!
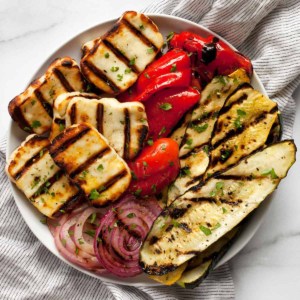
left=81, top=11, right=163, bottom=94
left=8, top=57, right=85, bottom=134
left=65, top=97, right=148, bottom=160
left=50, top=123, right=131, bottom=206
left=6, top=135, right=81, bottom=217
left=50, top=92, right=100, bottom=141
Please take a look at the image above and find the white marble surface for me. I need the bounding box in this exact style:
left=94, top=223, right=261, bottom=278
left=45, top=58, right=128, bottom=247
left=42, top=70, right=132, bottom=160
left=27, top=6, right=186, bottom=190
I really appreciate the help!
left=1, top=0, right=300, bottom=299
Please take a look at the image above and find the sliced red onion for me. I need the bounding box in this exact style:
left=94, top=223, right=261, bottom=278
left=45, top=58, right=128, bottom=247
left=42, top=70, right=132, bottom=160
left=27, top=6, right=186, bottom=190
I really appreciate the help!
left=94, top=195, right=162, bottom=277
left=47, top=205, right=104, bottom=272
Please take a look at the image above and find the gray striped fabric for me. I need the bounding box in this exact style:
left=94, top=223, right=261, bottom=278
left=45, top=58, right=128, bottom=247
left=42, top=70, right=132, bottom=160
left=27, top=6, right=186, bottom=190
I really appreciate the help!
left=1, top=0, right=300, bottom=299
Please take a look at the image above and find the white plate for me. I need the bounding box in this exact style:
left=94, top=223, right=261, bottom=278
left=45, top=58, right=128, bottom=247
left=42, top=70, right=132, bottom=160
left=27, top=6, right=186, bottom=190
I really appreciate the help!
left=7, top=14, right=273, bottom=287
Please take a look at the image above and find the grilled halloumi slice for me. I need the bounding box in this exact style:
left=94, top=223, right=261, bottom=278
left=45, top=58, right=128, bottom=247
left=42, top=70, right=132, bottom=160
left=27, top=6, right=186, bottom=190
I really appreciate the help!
left=81, top=11, right=163, bottom=94
left=8, top=57, right=86, bottom=134
left=6, top=135, right=82, bottom=218
left=50, top=123, right=131, bottom=206
left=65, top=97, right=148, bottom=160
left=50, top=92, right=100, bottom=141
left=168, top=69, right=251, bottom=203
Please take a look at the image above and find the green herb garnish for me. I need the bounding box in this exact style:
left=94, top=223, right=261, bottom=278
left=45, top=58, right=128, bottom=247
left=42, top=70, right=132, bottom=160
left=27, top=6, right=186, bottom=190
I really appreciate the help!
left=261, top=168, right=278, bottom=179
left=159, top=103, right=172, bottom=111
left=199, top=225, right=212, bottom=236
left=31, top=120, right=41, bottom=129
left=89, top=189, right=100, bottom=200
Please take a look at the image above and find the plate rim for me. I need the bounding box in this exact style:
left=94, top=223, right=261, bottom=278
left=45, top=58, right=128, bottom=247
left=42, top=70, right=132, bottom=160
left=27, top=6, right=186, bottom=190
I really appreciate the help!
left=6, top=13, right=270, bottom=287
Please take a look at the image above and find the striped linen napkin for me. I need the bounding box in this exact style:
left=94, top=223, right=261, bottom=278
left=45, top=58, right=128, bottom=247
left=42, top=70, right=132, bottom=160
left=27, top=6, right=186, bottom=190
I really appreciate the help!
left=1, top=0, right=300, bottom=299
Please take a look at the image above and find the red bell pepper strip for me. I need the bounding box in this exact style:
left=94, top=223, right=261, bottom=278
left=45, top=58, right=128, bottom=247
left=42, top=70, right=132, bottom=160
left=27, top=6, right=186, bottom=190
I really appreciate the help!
left=127, top=138, right=180, bottom=197
left=118, top=49, right=192, bottom=103
left=170, top=32, right=253, bottom=84
left=144, top=87, right=200, bottom=140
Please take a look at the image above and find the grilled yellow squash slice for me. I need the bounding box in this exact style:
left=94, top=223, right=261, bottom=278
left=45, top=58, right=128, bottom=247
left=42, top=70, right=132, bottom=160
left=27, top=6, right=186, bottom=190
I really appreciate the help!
left=81, top=11, right=163, bottom=94
left=140, top=140, right=296, bottom=275
left=64, top=97, right=148, bottom=160
left=49, top=123, right=131, bottom=206
left=6, top=135, right=82, bottom=217
left=8, top=57, right=85, bottom=134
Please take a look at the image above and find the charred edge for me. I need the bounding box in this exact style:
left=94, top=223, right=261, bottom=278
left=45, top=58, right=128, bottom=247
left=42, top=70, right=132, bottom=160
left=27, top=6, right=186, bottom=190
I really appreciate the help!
left=190, top=111, right=215, bottom=127
left=266, top=115, right=281, bottom=145
left=218, top=93, right=249, bottom=116
left=122, top=19, right=158, bottom=51
left=141, top=263, right=179, bottom=276
left=189, top=197, right=216, bottom=203
left=124, top=108, right=131, bottom=160
left=70, top=104, right=77, bottom=124
left=217, top=174, right=256, bottom=181
left=179, top=222, right=192, bottom=233
left=224, top=82, right=252, bottom=105
left=30, top=170, right=65, bottom=200
left=61, top=59, right=74, bottom=67
left=170, top=208, right=188, bottom=219
left=53, top=68, right=75, bottom=92
left=220, top=198, right=243, bottom=206
left=14, top=146, right=49, bottom=181
left=179, top=143, right=207, bottom=160
left=9, top=103, right=32, bottom=132
left=52, top=191, right=84, bottom=218
left=82, top=60, right=120, bottom=94
left=212, top=111, right=270, bottom=151
left=54, top=118, right=65, bottom=125
left=90, top=169, right=128, bottom=198
left=50, top=127, right=91, bottom=158
left=96, top=102, right=104, bottom=134
left=185, top=174, right=205, bottom=187
left=34, top=90, right=53, bottom=118
left=70, top=147, right=110, bottom=178
left=102, top=39, right=139, bottom=74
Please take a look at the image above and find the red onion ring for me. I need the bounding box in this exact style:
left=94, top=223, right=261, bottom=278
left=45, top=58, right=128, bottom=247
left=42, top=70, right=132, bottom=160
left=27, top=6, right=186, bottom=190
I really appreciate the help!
left=47, top=205, right=104, bottom=272
left=94, top=195, right=162, bottom=277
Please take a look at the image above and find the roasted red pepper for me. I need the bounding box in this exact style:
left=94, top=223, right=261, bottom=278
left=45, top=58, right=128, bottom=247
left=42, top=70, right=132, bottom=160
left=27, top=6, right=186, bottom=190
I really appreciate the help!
left=144, top=87, right=200, bottom=140
left=118, top=49, right=191, bottom=103
left=170, top=32, right=253, bottom=84
left=127, top=138, right=180, bottom=197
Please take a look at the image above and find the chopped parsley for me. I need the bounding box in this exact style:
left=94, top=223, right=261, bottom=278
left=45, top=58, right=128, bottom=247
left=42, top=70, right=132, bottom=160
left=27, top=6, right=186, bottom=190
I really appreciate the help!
left=144, top=72, right=150, bottom=79
left=110, top=66, right=119, bottom=72
left=261, top=168, right=278, bottom=179
left=199, top=225, right=212, bottom=236
left=191, top=123, right=208, bottom=133
left=89, top=189, right=100, bottom=200
left=184, top=138, right=193, bottom=149
left=97, top=164, right=104, bottom=171
left=31, top=100, right=36, bottom=106
left=210, top=181, right=224, bottom=197
left=59, top=123, right=65, bottom=132
left=147, top=138, right=154, bottom=146
left=158, top=126, right=166, bottom=136
left=79, top=170, right=89, bottom=180
left=139, top=24, right=145, bottom=30
left=130, top=170, right=137, bottom=180
left=143, top=161, right=148, bottom=167
left=220, top=149, right=232, bottom=161
left=147, top=48, right=154, bottom=54
left=129, top=58, right=136, bottom=65
left=134, top=189, right=142, bottom=197
left=31, top=120, right=41, bottom=129
left=127, top=213, right=136, bottom=218
left=117, top=74, right=123, bottom=81
left=222, top=207, right=227, bottom=214
left=90, top=213, right=97, bottom=224
left=104, top=52, right=109, bottom=58
left=85, top=230, right=96, bottom=238
left=125, top=68, right=132, bottom=74
left=159, top=103, right=173, bottom=111
left=166, top=32, right=174, bottom=42
left=129, top=223, right=137, bottom=230
left=40, top=218, right=47, bottom=225
left=203, top=145, right=210, bottom=155
left=151, top=184, right=157, bottom=193
left=217, top=76, right=227, bottom=86
left=237, top=109, right=246, bottom=117
left=170, top=63, right=177, bottom=72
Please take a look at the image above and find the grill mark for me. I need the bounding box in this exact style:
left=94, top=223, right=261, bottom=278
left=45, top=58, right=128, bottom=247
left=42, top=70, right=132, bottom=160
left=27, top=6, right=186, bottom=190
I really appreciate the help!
left=220, top=199, right=242, bottom=206
left=50, top=127, right=90, bottom=158
left=10, top=104, right=32, bottom=132
left=102, top=39, right=139, bottom=74
left=53, top=68, right=74, bottom=92
left=30, top=170, right=64, bottom=200
left=122, top=19, right=158, bottom=51
left=96, top=102, right=104, bottom=134
left=141, top=263, right=178, bottom=276
left=34, top=90, right=53, bottom=118
left=217, top=175, right=257, bottom=181
left=212, top=111, right=270, bottom=150
left=89, top=169, right=128, bottom=198
left=137, top=125, right=149, bottom=156
left=52, top=191, right=84, bottom=218
left=82, top=60, right=120, bottom=94
left=179, top=144, right=207, bottom=160
left=219, top=93, right=249, bottom=116
left=123, top=108, right=131, bottom=160
left=13, top=147, right=49, bottom=181
left=190, top=111, right=215, bottom=127
left=54, top=118, right=65, bottom=125
left=70, top=104, right=77, bottom=124
left=189, top=197, right=216, bottom=203
left=70, top=147, right=110, bottom=178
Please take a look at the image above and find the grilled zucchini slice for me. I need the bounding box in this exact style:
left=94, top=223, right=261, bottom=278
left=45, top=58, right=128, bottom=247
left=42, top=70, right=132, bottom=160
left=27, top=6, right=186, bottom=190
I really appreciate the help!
left=168, top=69, right=251, bottom=203
left=8, top=57, right=85, bottom=134
left=81, top=11, right=163, bottom=94
left=50, top=92, right=100, bottom=141
left=6, top=134, right=82, bottom=217
left=176, top=226, right=240, bottom=288
left=140, top=140, right=296, bottom=275
left=65, top=97, right=148, bottom=160
left=49, top=123, right=131, bottom=206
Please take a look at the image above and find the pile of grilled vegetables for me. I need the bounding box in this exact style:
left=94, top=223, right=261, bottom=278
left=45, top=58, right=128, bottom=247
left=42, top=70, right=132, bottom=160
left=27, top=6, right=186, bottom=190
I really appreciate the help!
left=6, top=10, right=296, bottom=288
left=139, top=70, right=296, bottom=287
